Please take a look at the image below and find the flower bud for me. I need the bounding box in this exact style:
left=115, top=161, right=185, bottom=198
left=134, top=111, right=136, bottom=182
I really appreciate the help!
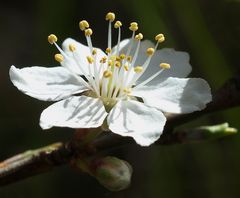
left=94, top=156, right=132, bottom=191
left=177, top=123, right=237, bottom=143
left=196, top=122, right=237, bottom=140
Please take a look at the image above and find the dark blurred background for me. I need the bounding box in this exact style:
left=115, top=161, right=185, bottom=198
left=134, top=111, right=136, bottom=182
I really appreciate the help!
left=0, top=0, right=240, bottom=197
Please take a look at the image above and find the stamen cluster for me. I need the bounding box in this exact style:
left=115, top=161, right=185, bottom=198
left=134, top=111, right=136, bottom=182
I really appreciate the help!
left=48, top=12, right=170, bottom=102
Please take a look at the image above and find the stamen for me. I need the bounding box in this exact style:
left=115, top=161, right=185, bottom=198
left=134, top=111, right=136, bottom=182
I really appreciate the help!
left=134, top=66, right=143, bottom=73
left=124, top=22, right=138, bottom=58
left=124, top=65, right=129, bottom=71
left=79, top=20, right=90, bottom=31
left=54, top=54, right=64, bottom=62
left=105, top=12, right=115, bottom=22
left=92, top=48, right=97, bottom=55
left=83, top=28, right=94, bottom=53
left=108, top=60, right=114, bottom=67
left=100, top=57, right=107, bottom=63
left=103, top=70, right=113, bottom=78
left=92, top=49, right=100, bottom=95
left=119, top=22, right=138, bottom=68
left=115, top=61, right=121, bottom=68
left=115, top=56, right=121, bottom=61
left=69, top=44, right=76, bottom=52
left=105, top=47, right=111, bottom=54
left=128, top=45, right=158, bottom=87
left=98, top=61, right=104, bottom=75
left=108, top=21, right=112, bottom=50
left=107, top=66, right=119, bottom=98
left=127, top=56, right=132, bottom=62
left=48, top=34, right=57, bottom=44
left=160, top=63, right=171, bottom=69
left=101, top=70, right=112, bottom=97
left=86, top=56, right=94, bottom=64
left=106, top=12, right=115, bottom=52
left=131, top=33, right=143, bottom=66
left=146, top=48, right=155, bottom=56
left=114, top=20, right=122, bottom=55
left=120, top=54, right=125, bottom=59
left=134, top=64, right=170, bottom=89
left=135, top=33, right=143, bottom=41
left=114, top=20, right=122, bottom=29
left=47, top=34, right=68, bottom=58
left=129, top=22, right=138, bottom=32
left=155, top=33, right=165, bottom=43
left=122, top=34, right=142, bottom=88
left=85, top=28, right=93, bottom=36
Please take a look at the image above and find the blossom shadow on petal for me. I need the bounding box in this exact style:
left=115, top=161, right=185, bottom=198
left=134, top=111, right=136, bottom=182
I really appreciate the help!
left=40, top=96, right=107, bottom=129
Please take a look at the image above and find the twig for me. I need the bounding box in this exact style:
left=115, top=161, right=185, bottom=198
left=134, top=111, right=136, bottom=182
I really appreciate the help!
left=0, top=75, right=240, bottom=187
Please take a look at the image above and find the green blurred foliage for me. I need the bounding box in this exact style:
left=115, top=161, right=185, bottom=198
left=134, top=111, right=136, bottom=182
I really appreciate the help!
left=0, top=0, right=239, bottom=197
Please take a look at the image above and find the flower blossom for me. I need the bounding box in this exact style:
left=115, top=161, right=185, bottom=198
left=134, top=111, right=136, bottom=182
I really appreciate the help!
left=9, top=12, right=212, bottom=146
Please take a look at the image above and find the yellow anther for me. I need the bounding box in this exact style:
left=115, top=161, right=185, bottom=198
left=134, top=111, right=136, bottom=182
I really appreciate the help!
left=108, top=60, right=114, bottom=67
left=79, top=20, right=89, bottom=31
left=124, top=65, right=129, bottom=71
left=146, top=48, right=155, bottom=56
left=120, top=54, right=125, bottom=59
left=155, top=34, right=165, bottom=43
left=54, top=54, right=64, bottom=62
left=160, top=63, right=171, bottom=69
left=135, top=33, right=143, bottom=41
left=105, top=47, right=111, bottom=54
left=134, top=66, right=143, bottom=73
left=114, top=20, right=122, bottom=28
left=129, top=22, right=138, bottom=31
left=86, top=56, right=94, bottom=64
left=100, top=57, right=107, bottom=63
left=127, top=56, right=132, bottom=62
left=92, top=48, right=97, bottom=55
left=103, top=70, right=113, bottom=78
left=105, top=12, right=115, bottom=22
left=48, top=34, right=58, bottom=44
left=116, top=56, right=121, bottom=61
left=69, top=44, right=76, bottom=52
left=115, top=61, right=121, bottom=68
left=85, top=28, right=93, bottom=36
left=123, top=88, right=132, bottom=94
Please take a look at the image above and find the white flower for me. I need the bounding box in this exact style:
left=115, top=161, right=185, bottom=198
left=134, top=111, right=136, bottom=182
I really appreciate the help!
left=9, top=12, right=212, bottom=146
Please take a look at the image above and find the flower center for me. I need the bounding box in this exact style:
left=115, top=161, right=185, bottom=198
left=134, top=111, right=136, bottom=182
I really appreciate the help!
left=47, top=12, right=171, bottom=103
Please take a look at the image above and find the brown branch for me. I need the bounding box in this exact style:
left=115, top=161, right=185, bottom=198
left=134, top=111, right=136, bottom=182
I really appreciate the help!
left=0, top=75, right=240, bottom=187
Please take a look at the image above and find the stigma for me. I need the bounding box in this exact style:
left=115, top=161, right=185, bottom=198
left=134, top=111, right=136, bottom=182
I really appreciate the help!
left=47, top=12, right=170, bottom=101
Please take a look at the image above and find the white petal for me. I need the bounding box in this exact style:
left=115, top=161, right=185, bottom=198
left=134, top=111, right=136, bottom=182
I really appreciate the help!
left=138, top=48, right=192, bottom=84
left=62, top=38, right=107, bottom=76
left=10, top=65, right=88, bottom=101
left=40, top=96, right=107, bottom=129
left=132, top=77, right=212, bottom=114
left=107, top=100, right=166, bottom=146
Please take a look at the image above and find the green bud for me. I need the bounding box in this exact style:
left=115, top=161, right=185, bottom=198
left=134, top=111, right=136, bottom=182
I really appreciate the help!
left=94, top=156, right=132, bottom=191
left=197, top=123, right=237, bottom=140
left=177, top=123, right=237, bottom=143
